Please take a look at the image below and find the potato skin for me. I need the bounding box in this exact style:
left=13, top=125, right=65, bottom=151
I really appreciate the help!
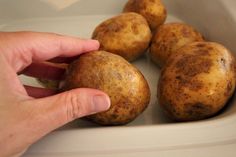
left=150, top=23, right=204, bottom=67
left=92, top=12, right=152, bottom=62
left=123, top=0, right=167, bottom=30
left=62, top=51, right=150, bottom=125
left=158, top=42, right=236, bottom=121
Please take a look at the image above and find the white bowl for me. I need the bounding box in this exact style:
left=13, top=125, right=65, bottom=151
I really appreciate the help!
left=1, top=0, right=236, bottom=156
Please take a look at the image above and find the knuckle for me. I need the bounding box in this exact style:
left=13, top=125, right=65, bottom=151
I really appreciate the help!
left=54, top=37, right=66, bottom=53
left=64, top=92, right=85, bottom=121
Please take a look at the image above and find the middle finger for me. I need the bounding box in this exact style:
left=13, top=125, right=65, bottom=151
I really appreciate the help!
left=20, top=62, right=67, bottom=80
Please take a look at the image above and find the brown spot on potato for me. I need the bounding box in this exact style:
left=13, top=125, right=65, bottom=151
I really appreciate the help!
left=220, top=58, right=226, bottom=69
left=176, top=54, right=213, bottom=77
left=176, top=76, right=181, bottom=80
left=176, top=76, right=203, bottom=91
left=181, top=27, right=191, bottom=37
left=107, top=22, right=124, bottom=32
left=196, top=43, right=207, bottom=48
left=111, top=113, right=119, bottom=120
left=207, top=46, right=214, bottom=51
left=184, top=103, right=212, bottom=120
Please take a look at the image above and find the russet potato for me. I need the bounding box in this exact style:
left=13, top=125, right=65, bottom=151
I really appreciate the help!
left=150, top=23, right=204, bottom=67
left=123, top=0, right=167, bottom=30
left=92, top=12, right=152, bottom=62
left=158, top=42, right=236, bottom=121
left=62, top=51, right=150, bottom=125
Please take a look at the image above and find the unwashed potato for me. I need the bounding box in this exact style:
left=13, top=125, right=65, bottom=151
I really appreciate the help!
left=62, top=51, right=150, bottom=125
left=123, top=0, right=167, bottom=30
left=37, top=62, right=68, bottom=89
left=92, top=12, right=152, bottom=62
left=150, top=23, right=204, bottom=67
left=158, top=42, right=236, bottom=121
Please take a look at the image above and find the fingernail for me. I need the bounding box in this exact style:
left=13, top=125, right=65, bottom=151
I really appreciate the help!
left=87, top=39, right=98, bottom=42
left=93, top=95, right=111, bottom=112
left=89, top=39, right=100, bottom=46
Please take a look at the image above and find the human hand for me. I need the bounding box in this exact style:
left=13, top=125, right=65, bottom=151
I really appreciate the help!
left=0, top=32, right=111, bottom=157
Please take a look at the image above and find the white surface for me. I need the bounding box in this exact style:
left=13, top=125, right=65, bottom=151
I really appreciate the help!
left=1, top=0, right=236, bottom=156
left=24, top=142, right=236, bottom=157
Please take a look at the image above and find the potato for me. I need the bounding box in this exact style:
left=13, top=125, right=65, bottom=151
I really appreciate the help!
left=150, top=23, right=204, bottom=67
left=123, top=0, right=167, bottom=30
left=62, top=51, right=150, bottom=125
left=158, top=42, right=236, bottom=121
left=92, top=12, right=152, bottom=62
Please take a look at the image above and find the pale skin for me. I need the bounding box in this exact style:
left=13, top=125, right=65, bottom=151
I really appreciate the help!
left=0, top=32, right=111, bottom=157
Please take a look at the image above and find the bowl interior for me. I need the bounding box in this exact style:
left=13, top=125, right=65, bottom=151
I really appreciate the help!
left=0, top=0, right=236, bottom=128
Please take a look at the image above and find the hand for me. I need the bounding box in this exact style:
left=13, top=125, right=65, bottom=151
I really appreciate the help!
left=0, top=32, right=111, bottom=157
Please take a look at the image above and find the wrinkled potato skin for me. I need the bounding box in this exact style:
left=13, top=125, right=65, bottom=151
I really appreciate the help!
left=158, top=42, right=236, bottom=121
left=123, top=0, right=167, bottom=30
left=62, top=51, right=150, bottom=125
left=92, top=12, right=152, bottom=62
left=150, top=23, right=204, bottom=67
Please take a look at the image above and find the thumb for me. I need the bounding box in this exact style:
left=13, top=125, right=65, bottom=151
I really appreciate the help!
left=24, top=88, right=110, bottom=139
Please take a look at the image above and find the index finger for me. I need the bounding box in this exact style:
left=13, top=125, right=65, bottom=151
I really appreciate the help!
left=0, top=31, right=100, bottom=72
